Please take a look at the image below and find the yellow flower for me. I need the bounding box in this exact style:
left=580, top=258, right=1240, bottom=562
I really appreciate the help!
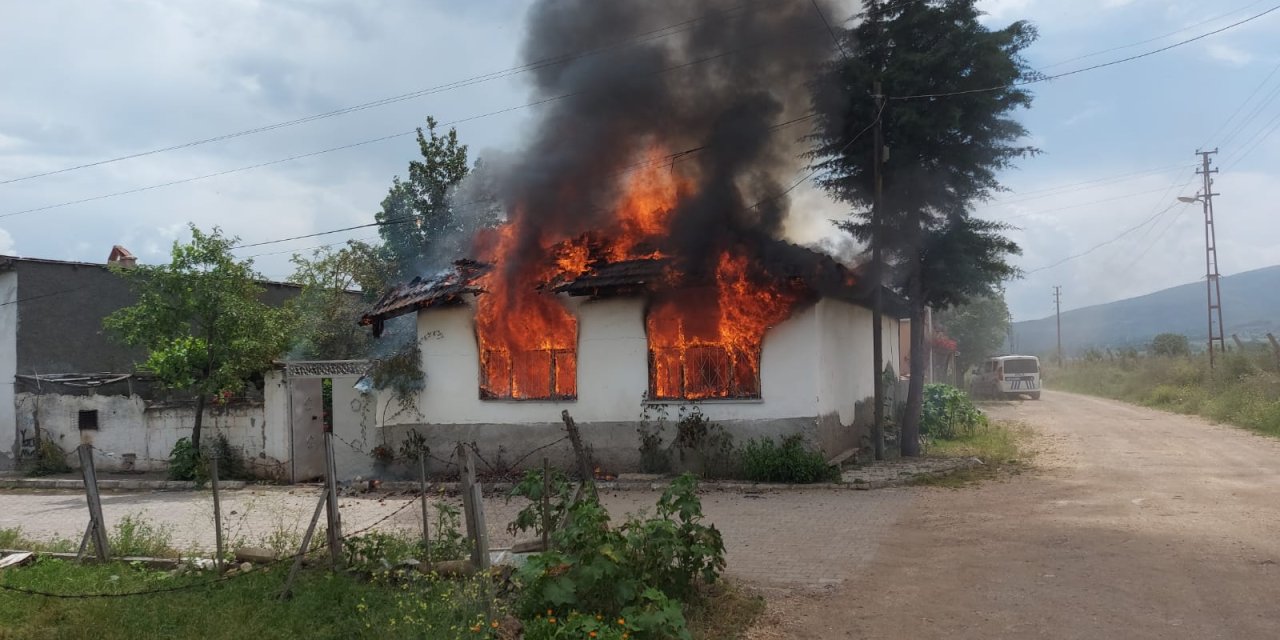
left=549, top=617, right=557, bottom=624
left=590, top=633, right=598, bottom=638
left=491, top=620, right=499, bottom=628
left=596, top=614, right=603, bottom=621
left=617, top=618, right=626, bottom=626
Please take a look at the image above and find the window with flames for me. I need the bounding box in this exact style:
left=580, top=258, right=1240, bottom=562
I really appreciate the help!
left=480, top=348, right=577, bottom=400
left=648, top=345, right=761, bottom=400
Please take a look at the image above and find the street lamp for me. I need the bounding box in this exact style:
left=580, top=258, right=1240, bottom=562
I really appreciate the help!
left=1177, top=195, right=1202, bottom=203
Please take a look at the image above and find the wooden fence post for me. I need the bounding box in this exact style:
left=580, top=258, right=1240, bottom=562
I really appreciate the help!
left=560, top=410, right=594, bottom=485
left=457, top=444, right=489, bottom=570
left=211, top=452, right=225, bottom=573
left=322, top=430, right=343, bottom=567
left=419, top=454, right=431, bottom=567
left=280, top=489, right=329, bottom=601
left=77, top=444, right=110, bottom=561
left=1267, top=333, right=1280, bottom=370
left=541, top=457, right=551, bottom=552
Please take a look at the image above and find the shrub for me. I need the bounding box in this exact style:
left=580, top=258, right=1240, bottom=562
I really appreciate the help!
left=921, top=384, right=987, bottom=440
left=672, top=405, right=736, bottom=479
left=637, top=400, right=673, bottom=474
left=514, top=474, right=724, bottom=639
left=738, top=435, right=837, bottom=484
left=25, top=435, right=71, bottom=477
left=1151, top=333, right=1191, bottom=357
left=109, top=514, right=176, bottom=558
left=167, top=434, right=248, bottom=482
left=167, top=437, right=202, bottom=481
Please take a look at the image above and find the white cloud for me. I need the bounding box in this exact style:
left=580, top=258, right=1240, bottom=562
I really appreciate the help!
left=0, top=228, right=15, bottom=256
left=1206, top=43, right=1254, bottom=67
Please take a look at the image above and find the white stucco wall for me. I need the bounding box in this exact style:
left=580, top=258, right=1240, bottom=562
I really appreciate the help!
left=0, top=271, right=16, bottom=469
left=395, top=295, right=824, bottom=427
left=261, top=369, right=290, bottom=465
left=13, top=392, right=274, bottom=474
left=814, top=298, right=904, bottom=421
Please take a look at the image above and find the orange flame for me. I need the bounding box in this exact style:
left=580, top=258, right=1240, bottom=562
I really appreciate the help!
left=472, top=144, right=806, bottom=401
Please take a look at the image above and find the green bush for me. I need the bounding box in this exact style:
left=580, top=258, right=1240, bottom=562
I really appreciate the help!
left=1150, top=333, right=1190, bottom=357
left=738, top=435, right=836, bottom=484
left=25, top=436, right=72, bottom=477
left=109, top=514, right=176, bottom=558
left=921, top=384, right=987, bottom=440
left=514, top=474, right=724, bottom=639
left=167, top=437, right=202, bottom=481
left=166, top=434, right=249, bottom=482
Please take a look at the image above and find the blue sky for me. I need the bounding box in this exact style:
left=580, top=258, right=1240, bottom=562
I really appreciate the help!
left=0, top=0, right=1276, bottom=322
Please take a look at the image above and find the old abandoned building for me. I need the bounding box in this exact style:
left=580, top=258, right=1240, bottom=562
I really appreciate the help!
left=0, top=249, right=300, bottom=476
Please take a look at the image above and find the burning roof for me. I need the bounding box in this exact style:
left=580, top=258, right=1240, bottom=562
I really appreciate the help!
left=361, top=259, right=489, bottom=336
left=359, top=239, right=901, bottom=328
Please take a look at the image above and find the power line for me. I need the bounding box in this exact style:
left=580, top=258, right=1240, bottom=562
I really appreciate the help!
left=1038, top=0, right=1267, bottom=71
left=1202, top=57, right=1280, bottom=148
left=1225, top=109, right=1280, bottom=168
left=999, top=185, right=1183, bottom=221
left=811, top=0, right=849, bottom=59
left=1218, top=74, right=1280, bottom=151
left=0, top=1, right=762, bottom=187
left=2, top=25, right=830, bottom=223
left=890, top=4, right=1280, bottom=101
left=1023, top=200, right=1193, bottom=274
left=990, top=163, right=1192, bottom=205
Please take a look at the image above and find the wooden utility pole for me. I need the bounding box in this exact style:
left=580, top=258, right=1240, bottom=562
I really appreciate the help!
left=1053, top=286, right=1063, bottom=366
left=1195, top=149, right=1226, bottom=368
left=871, top=79, right=887, bottom=461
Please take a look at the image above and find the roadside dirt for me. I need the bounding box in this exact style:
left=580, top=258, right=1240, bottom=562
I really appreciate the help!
left=749, top=391, right=1280, bottom=639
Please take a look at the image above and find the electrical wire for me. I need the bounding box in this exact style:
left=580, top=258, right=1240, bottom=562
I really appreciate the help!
left=1038, top=0, right=1268, bottom=71
left=1000, top=185, right=1183, bottom=221
left=0, top=1, right=763, bottom=187
left=1202, top=58, right=1280, bottom=148
left=1023, top=200, right=1194, bottom=274
left=990, top=163, right=1193, bottom=205
left=1225, top=108, right=1280, bottom=168
left=1, top=26, right=827, bottom=222
left=890, top=4, right=1280, bottom=101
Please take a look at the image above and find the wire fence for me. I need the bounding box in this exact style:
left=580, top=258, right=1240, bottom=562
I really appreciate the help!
left=1, top=424, right=587, bottom=600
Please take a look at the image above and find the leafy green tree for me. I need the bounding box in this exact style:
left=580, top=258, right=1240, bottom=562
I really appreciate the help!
left=1150, top=333, right=1191, bottom=357
left=374, top=117, right=474, bottom=281
left=937, top=292, right=1013, bottom=375
left=810, top=0, right=1036, bottom=455
left=105, top=226, right=295, bottom=448
left=287, top=241, right=391, bottom=360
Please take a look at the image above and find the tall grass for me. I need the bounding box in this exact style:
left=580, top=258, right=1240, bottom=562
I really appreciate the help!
left=1051, top=349, right=1280, bottom=437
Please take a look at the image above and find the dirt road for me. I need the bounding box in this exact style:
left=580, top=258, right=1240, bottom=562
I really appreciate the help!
left=753, top=391, right=1280, bottom=639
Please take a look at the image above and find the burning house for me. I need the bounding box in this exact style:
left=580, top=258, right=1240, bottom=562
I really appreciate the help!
left=359, top=0, right=906, bottom=470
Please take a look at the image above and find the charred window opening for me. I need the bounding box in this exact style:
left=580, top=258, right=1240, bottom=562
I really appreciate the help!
left=648, top=345, right=761, bottom=400
left=480, top=348, right=577, bottom=400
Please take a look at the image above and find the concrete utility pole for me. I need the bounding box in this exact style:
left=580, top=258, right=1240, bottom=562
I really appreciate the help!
left=1196, top=149, right=1226, bottom=368
left=1053, top=286, right=1063, bottom=366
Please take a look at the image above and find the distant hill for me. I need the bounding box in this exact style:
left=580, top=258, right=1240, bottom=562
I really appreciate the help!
left=1012, top=265, right=1280, bottom=356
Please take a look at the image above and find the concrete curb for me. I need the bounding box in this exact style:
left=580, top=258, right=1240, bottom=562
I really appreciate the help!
left=0, top=478, right=247, bottom=491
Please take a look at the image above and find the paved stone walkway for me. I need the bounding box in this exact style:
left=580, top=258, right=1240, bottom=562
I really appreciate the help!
left=0, top=484, right=913, bottom=587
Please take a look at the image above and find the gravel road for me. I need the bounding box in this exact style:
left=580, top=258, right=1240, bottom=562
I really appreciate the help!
left=751, top=391, right=1280, bottom=639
